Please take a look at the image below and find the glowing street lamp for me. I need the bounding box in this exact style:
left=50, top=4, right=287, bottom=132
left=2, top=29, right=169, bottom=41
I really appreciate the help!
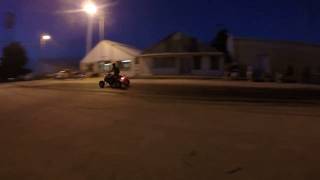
left=39, top=33, right=52, bottom=70
left=41, top=34, right=51, bottom=41
left=83, top=1, right=98, bottom=16
left=40, top=34, right=52, bottom=48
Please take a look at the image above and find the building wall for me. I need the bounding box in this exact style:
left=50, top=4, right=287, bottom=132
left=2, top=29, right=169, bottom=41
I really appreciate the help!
left=234, top=39, right=320, bottom=82
left=136, top=57, right=180, bottom=76
left=135, top=57, right=152, bottom=76
left=137, top=54, right=224, bottom=76
left=191, top=56, right=224, bottom=76
left=80, top=60, right=137, bottom=77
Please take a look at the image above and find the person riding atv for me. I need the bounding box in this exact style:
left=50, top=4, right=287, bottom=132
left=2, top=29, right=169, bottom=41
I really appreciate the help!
left=99, top=63, right=130, bottom=89
left=111, top=63, right=120, bottom=78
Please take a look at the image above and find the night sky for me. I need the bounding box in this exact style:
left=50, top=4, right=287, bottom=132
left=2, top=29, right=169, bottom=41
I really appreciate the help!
left=0, top=0, right=319, bottom=66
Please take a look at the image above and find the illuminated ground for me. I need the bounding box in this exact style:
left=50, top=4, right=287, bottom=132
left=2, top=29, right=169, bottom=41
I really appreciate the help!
left=0, top=78, right=320, bottom=180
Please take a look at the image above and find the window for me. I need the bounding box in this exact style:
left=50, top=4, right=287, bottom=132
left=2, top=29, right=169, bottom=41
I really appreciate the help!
left=99, top=61, right=112, bottom=72
left=193, top=56, right=202, bottom=70
left=119, top=60, right=132, bottom=71
left=153, top=58, right=176, bottom=69
left=210, top=56, right=220, bottom=70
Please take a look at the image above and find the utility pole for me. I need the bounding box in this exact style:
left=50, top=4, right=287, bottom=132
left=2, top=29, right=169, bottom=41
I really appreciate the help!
left=83, top=0, right=97, bottom=54
left=99, top=11, right=105, bottom=41
left=86, top=16, right=94, bottom=54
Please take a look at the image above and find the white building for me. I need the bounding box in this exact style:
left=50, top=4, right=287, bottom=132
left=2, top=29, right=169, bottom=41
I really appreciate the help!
left=80, top=40, right=141, bottom=77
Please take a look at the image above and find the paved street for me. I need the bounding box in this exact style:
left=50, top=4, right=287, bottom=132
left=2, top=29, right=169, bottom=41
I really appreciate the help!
left=1, top=78, right=320, bottom=180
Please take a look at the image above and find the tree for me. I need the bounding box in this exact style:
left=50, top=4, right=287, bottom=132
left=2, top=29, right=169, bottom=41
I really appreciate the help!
left=0, top=42, right=30, bottom=80
left=211, top=29, right=232, bottom=64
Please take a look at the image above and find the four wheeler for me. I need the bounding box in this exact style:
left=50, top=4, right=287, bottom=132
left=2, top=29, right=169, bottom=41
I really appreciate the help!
left=99, top=73, right=130, bottom=89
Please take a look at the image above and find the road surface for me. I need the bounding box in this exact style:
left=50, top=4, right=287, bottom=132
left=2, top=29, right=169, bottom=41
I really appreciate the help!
left=0, top=78, right=320, bottom=180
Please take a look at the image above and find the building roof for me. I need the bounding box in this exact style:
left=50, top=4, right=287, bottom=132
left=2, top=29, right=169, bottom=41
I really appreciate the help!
left=81, top=40, right=141, bottom=64
left=142, top=32, right=219, bottom=54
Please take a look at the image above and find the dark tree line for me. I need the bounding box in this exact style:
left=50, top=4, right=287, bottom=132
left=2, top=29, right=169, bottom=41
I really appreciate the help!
left=0, top=42, right=31, bottom=81
left=211, top=29, right=233, bottom=64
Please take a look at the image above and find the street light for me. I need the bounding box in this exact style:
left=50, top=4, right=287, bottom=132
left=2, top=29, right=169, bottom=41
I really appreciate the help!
left=83, top=1, right=98, bottom=16
left=40, top=33, right=52, bottom=48
left=39, top=33, right=52, bottom=73
left=41, top=34, right=51, bottom=41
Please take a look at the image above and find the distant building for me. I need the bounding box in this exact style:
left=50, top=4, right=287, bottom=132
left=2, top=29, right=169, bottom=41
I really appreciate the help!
left=233, top=38, right=320, bottom=83
left=80, top=40, right=141, bottom=77
left=136, top=32, right=224, bottom=76
left=80, top=32, right=320, bottom=83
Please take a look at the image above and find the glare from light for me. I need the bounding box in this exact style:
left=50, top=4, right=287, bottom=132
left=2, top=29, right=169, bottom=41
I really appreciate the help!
left=83, top=1, right=98, bottom=15
left=41, top=35, right=51, bottom=40
left=122, top=60, right=132, bottom=63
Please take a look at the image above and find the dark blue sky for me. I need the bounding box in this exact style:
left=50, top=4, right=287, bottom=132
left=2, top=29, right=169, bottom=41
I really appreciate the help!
left=0, top=0, right=319, bottom=65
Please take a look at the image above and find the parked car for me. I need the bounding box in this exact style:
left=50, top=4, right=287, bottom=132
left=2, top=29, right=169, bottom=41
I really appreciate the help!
left=55, top=69, right=72, bottom=79
left=53, top=69, right=86, bottom=79
left=17, top=73, right=35, bottom=81
left=71, top=71, right=87, bottom=79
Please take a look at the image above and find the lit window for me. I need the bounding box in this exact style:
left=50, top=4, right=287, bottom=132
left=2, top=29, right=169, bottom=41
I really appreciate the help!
left=119, top=60, right=132, bottom=70
left=99, top=61, right=112, bottom=72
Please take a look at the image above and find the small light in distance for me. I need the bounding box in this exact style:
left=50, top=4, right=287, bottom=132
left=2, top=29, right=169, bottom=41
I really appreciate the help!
left=42, top=35, right=51, bottom=40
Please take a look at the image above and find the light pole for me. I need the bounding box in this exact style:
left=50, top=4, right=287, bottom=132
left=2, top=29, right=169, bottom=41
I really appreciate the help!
left=39, top=33, right=52, bottom=74
left=83, top=1, right=106, bottom=53
left=99, top=12, right=105, bottom=41
left=83, top=1, right=97, bottom=54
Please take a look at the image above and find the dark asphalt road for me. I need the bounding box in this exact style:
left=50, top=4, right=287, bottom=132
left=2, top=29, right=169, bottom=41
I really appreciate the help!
left=1, top=79, right=320, bottom=180
left=19, top=78, right=320, bottom=104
